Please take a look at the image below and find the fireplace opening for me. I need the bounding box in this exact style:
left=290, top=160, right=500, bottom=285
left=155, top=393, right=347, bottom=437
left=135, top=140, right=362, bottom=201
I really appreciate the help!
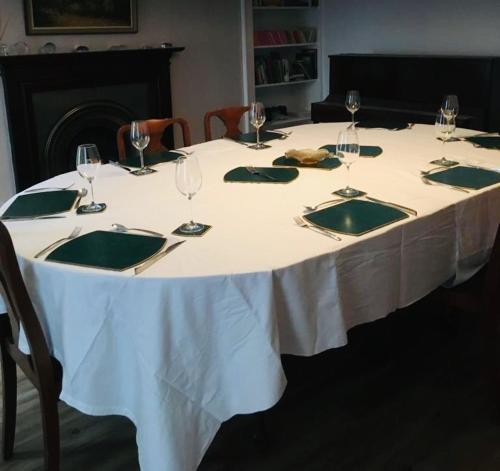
left=44, top=101, right=133, bottom=177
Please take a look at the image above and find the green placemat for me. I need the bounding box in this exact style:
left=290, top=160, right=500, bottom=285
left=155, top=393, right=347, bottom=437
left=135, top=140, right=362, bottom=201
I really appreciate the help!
left=320, top=144, right=383, bottom=158
left=224, top=166, right=299, bottom=183
left=425, top=166, right=500, bottom=189
left=356, top=120, right=409, bottom=131
left=46, top=230, right=167, bottom=271
left=304, top=199, right=408, bottom=236
left=122, top=150, right=182, bottom=168
left=465, top=136, right=500, bottom=149
left=273, top=155, right=341, bottom=169
left=233, top=131, right=282, bottom=144
left=1, top=190, right=79, bottom=219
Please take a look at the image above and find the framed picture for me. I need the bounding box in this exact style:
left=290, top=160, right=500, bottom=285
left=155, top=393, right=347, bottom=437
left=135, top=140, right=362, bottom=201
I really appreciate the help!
left=24, top=0, right=138, bottom=35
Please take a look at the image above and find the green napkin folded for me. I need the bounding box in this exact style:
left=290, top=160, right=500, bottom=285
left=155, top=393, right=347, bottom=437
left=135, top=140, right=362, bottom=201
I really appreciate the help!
left=465, top=136, right=500, bottom=149
left=273, top=155, right=341, bottom=169
left=233, top=131, right=283, bottom=144
left=224, top=166, right=299, bottom=183
left=304, top=199, right=408, bottom=236
left=320, top=144, right=383, bottom=158
left=425, top=166, right=500, bottom=189
left=122, top=150, right=182, bottom=168
left=46, top=230, right=167, bottom=271
left=356, top=120, right=409, bottom=131
left=1, top=190, right=79, bottom=219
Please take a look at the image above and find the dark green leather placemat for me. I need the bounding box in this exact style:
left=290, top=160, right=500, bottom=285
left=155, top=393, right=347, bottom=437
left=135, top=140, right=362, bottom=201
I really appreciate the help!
left=1, top=190, right=79, bottom=219
left=356, top=120, right=409, bottom=131
left=224, top=166, right=299, bottom=183
left=273, top=155, right=341, bottom=169
left=320, top=144, right=383, bottom=158
left=304, top=199, right=408, bottom=236
left=46, top=230, right=167, bottom=271
left=465, top=136, right=500, bottom=149
left=233, top=131, right=282, bottom=144
left=425, top=166, right=500, bottom=189
left=122, top=150, right=182, bottom=168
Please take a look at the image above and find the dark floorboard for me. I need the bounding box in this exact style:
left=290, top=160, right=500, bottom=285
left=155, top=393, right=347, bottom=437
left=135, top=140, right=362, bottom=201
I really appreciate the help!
left=2, top=290, right=500, bottom=470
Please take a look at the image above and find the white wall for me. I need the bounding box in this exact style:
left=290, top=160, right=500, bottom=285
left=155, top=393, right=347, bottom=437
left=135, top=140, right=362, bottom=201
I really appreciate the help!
left=0, top=0, right=244, bottom=202
left=321, top=0, right=500, bottom=95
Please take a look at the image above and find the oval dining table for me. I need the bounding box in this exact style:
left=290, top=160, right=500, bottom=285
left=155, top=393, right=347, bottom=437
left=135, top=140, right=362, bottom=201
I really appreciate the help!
left=1, top=123, right=499, bottom=471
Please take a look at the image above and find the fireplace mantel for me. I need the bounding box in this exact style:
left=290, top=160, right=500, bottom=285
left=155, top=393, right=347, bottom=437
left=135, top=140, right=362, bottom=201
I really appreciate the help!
left=0, top=47, right=183, bottom=190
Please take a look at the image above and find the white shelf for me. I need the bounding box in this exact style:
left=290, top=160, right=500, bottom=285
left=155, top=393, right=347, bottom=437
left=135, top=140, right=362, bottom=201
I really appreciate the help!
left=254, top=42, right=318, bottom=49
left=254, top=7, right=318, bottom=10
left=256, top=79, right=316, bottom=88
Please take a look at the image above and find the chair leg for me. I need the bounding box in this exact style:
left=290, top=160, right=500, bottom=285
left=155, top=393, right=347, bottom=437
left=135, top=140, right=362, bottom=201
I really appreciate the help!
left=39, top=392, right=60, bottom=471
left=0, top=342, right=17, bottom=461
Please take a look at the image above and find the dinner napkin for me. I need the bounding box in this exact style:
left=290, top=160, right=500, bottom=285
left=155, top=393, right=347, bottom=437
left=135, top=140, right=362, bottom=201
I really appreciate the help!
left=320, top=144, right=383, bottom=158
left=46, top=230, right=167, bottom=271
left=233, top=131, right=283, bottom=144
left=424, top=166, right=500, bottom=190
left=465, top=136, right=500, bottom=150
left=304, top=199, right=408, bottom=236
left=224, top=167, right=299, bottom=183
left=1, top=190, right=79, bottom=219
left=122, top=150, right=183, bottom=168
left=355, top=120, right=409, bottom=131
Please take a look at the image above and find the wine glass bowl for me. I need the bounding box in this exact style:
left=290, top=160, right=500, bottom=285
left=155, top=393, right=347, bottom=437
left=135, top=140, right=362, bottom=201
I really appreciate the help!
left=175, top=155, right=204, bottom=234
left=248, top=102, right=270, bottom=150
left=76, top=144, right=106, bottom=213
left=130, top=120, right=154, bottom=175
left=432, top=110, right=458, bottom=167
left=345, top=90, right=361, bottom=128
left=335, top=129, right=361, bottom=197
left=441, top=95, right=459, bottom=120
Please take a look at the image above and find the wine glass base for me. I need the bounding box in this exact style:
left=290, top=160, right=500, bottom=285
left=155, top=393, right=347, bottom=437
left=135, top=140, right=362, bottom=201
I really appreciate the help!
left=248, top=143, right=271, bottom=150
left=131, top=167, right=157, bottom=176
left=333, top=187, right=365, bottom=198
left=174, top=222, right=212, bottom=237
left=77, top=202, right=107, bottom=214
left=429, top=158, right=459, bottom=167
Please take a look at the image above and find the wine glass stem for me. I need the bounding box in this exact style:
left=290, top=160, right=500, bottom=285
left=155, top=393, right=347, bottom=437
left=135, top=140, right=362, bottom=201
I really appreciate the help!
left=351, top=113, right=355, bottom=127
left=139, top=149, right=145, bottom=169
left=188, top=194, right=194, bottom=225
left=89, top=179, right=96, bottom=205
left=256, top=126, right=261, bottom=147
left=345, top=163, right=351, bottom=189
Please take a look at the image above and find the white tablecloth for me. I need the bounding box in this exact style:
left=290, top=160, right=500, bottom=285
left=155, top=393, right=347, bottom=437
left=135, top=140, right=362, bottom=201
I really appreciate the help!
left=1, top=123, right=499, bottom=470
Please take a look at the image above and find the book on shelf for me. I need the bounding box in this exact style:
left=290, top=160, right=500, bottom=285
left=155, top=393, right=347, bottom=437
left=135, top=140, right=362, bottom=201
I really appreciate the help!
left=254, top=28, right=316, bottom=46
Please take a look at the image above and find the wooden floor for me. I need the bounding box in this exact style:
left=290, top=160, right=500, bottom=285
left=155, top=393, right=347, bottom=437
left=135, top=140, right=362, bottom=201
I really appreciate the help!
left=2, top=290, right=500, bottom=470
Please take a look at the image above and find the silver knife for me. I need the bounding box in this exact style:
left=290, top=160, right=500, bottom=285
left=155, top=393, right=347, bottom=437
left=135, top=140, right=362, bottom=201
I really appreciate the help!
left=365, top=196, right=418, bottom=216
left=134, top=240, right=186, bottom=275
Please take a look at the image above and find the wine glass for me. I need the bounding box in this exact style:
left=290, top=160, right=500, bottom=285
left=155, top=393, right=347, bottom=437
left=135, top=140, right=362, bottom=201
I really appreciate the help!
left=433, top=111, right=458, bottom=166
left=335, top=129, right=360, bottom=197
left=345, top=90, right=361, bottom=128
left=249, top=102, right=270, bottom=150
left=76, top=144, right=106, bottom=213
left=441, top=94, right=459, bottom=121
left=175, top=155, right=204, bottom=234
left=130, top=120, right=153, bottom=175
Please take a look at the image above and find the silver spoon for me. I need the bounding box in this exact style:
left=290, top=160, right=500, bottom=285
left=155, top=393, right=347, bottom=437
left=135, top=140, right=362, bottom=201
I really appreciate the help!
left=111, top=223, right=164, bottom=237
left=304, top=198, right=345, bottom=213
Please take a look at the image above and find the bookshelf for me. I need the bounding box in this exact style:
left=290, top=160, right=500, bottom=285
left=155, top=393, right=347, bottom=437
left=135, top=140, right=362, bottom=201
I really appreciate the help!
left=242, top=0, right=322, bottom=129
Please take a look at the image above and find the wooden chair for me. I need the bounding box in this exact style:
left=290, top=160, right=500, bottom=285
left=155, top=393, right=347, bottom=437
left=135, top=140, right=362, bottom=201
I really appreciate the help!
left=0, top=221, right=62, bottom=470
left=116, top=117, right=192, bottom=161
left=204, top=105, right=250, bottom=141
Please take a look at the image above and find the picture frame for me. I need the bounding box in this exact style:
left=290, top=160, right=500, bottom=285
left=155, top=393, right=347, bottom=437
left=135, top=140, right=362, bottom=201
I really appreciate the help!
left=24, top=0, right=138, bottom=35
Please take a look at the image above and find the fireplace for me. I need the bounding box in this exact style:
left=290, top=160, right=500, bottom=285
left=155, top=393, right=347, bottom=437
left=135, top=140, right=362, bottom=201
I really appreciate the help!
left=0, top=47, right=183, bottom=190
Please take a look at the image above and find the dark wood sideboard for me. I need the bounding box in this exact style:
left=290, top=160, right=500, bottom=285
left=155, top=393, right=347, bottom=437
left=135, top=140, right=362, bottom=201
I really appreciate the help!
left=0, top=47, right=183, bottom=191
left=312, top=54, right=500, bottom=132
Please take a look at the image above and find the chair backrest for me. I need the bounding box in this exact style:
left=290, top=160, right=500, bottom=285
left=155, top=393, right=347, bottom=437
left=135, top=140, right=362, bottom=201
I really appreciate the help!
left=204, top=106, right=250, bottom=141
left=116, top=118, right=192, bottom=161
left=0, top=222, right=57, bottom=391
left=484, top=224, right=500, bottom=316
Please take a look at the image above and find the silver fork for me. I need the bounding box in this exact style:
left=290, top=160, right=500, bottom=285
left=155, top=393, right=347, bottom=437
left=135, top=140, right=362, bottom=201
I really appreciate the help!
left=245, top=166, right=276, bottom=181
left=303, top=198, right=344, bottom=213
left=24, top=183, right=75, bottom=193
left=293, top=216, right=342, bottom=241
left=421, top=177, right=470, bottom=193
left=34, top=226, right=82, bottom=259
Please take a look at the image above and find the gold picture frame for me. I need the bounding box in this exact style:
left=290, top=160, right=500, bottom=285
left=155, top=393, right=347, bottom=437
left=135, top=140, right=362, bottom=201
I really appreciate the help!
left=24, top=0, right=138, bottom=35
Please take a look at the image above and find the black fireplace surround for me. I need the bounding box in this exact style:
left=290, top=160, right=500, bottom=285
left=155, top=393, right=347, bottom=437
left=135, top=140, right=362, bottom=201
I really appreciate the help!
left=0, top=47, right=183, bottom=190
